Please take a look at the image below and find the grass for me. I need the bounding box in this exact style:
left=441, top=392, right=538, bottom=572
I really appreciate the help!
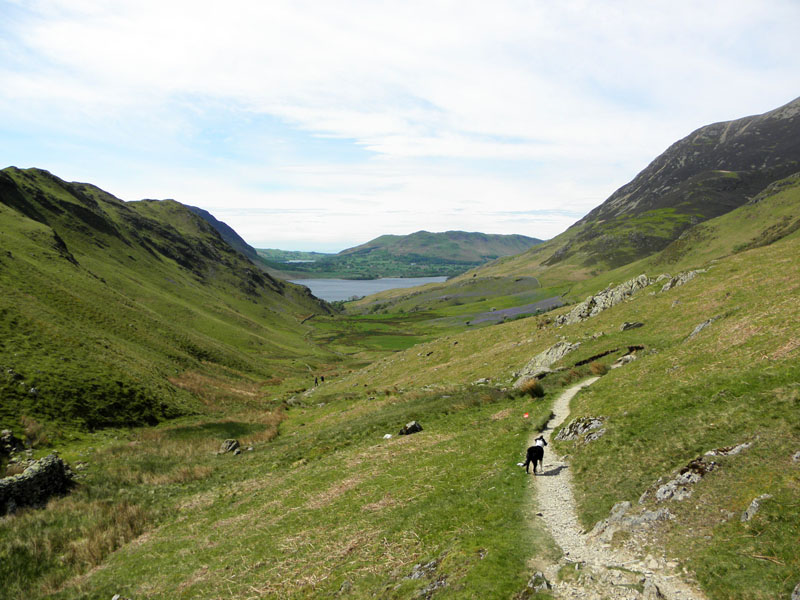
left=3, top=167, right=800, bottom=599
left=1, top=385, right=559, bottom=599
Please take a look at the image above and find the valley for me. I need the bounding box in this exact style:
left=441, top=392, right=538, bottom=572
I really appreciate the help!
left=1, top=97, right=800, bottom=600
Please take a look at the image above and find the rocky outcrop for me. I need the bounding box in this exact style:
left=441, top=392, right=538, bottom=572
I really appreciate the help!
left=513, top=341, right=580, bottom=388
left=686, top=316, right=720, bottom=341
left=0, top=454, right=74, bottom=515
left=589, top=501, right=673, bottom=544
left=555, top=275, right=650, bottom=326
left=620, top=321, right=644, bottom=331
left=660, top=269, right=705, bottom=292
left=647, top=457, right=717, bottom=503
left=741, top=494, right=772, bottom=522
left=555, top=416, right=606, bottom=444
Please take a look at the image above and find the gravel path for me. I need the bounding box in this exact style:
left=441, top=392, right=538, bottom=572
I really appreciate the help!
left=528, top=378, right=707, bottom=600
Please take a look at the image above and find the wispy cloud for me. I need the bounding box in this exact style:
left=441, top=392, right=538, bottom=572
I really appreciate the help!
left=1, top=0, right=798, bottom=249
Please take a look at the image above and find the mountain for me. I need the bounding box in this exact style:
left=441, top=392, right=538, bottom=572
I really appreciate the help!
left=0, top=167, right=331, bottom=430
left=186, top=205, right=260, bottom=263
left=267, top=230, right=543, bottom=279
left=344, top=97, right=800, bottom=321
left=475, top=96, right=800, bottom=282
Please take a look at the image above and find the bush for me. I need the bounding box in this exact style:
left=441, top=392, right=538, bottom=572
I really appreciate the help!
left=519, top=379, right=545, bottom=398
left=589, top=361, right=608, bottom=375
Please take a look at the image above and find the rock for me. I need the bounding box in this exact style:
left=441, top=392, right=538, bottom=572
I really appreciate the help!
left=555, top=274, right=651, bottom=326
left=613, top=354, right=637, bottom=367
left=111, top=595, right=131, bottom=600
left=686, top=316, right=719, bottom=340
left=526, top=571, right=552, bottom=592
left=555, top=416, right=605, bottom=442
left=404, top=559, right=438, bottom=580
left=233, top=448, right=242, bottom=455
left=654, top=458, right=717, bottom=502
left=793, top=451, right=800, bottom=462
left=705, top=441, right=752, bottom=456
left=514, top=341, right=580, bottom=388
left=399, top=421, right=423, bottom=436
left=473, top=378, right=490, bottom=385
left=219, top=439, right=240, bottom=454
left=620, top=321, right=644, bottom=331
left=0, top=454, right=74, bottom=515
left=589, top=502, right=673, bottom=542
left=741, top=494, right=772, bottom=522
left=792, top=581, right=800, bottom=600
left=383, top=434, right=393, bottom=439
left=660, top=269, right=705, bottom=292
left=0, top=429, right=24, bottom=456
left=643, top=578, right=665, bottom=599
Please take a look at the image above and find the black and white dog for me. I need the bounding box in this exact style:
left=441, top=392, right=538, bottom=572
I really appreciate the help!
left=522, top=435, right=548, bottom=474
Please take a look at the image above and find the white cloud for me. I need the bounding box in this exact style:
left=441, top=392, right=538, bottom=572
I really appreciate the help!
left=1, top=0, right=799, bottom=250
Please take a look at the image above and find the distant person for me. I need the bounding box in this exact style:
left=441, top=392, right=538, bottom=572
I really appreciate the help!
left=522, top=436, right=548, bottom=475
left=320, top=375, right=325, bottom=383
left=314, top=376, right=318, bottom=386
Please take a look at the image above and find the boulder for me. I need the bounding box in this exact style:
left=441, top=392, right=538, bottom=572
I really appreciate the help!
left=792, top=581, right=800, bottom=600
left=555, top=274, right=651, bottom=326
left=514, top=341, right=580, bottom=388
left=741, top=494, right=772, bottom=522
left=620, top=321, right=644, bottom=331
left=0, top=454, right=74, bottom=515
left=526, top=571, right=551, bottom=592
left=219, top=439, right=240, bottom=454
left=399, top=421, right=423, bottom=436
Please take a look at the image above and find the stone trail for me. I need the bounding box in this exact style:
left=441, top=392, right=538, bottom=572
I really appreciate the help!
left=527, top=378, right=707, bottom=600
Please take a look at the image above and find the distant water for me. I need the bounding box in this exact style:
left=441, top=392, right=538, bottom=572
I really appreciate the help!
left=289, top=277, right=448, bottom=302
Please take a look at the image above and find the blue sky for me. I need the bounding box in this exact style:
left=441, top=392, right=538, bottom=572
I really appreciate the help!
left=1, top=0, right=799, bottom=252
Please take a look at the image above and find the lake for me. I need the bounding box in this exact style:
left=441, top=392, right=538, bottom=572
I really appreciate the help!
left=289, top=276, right=448, bottom=302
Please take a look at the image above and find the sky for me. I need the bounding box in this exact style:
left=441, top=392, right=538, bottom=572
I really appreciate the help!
left=1, top=1, right=799, bottom=252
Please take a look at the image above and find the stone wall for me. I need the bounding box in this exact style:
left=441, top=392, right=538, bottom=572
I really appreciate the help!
left=0, top=454, right=74, bottom=515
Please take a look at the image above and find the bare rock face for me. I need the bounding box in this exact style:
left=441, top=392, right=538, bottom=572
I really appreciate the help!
left=589, top=501, right=673, bottom=543
left=514, top=341, right=580, bottom=388
left=555, top=275, right=651, bottom=326
left=0, top=454, right=74, bottom=515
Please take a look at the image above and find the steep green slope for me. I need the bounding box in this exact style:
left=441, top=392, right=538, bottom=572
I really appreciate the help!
left=0, top=167, right=332, bottom=430
left=265, top=230, right=543, bottom=279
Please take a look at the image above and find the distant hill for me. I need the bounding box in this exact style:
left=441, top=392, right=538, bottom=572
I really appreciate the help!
left=0, top=167, right=332, bottom=430
left=265, top=230, right=543, bottom=279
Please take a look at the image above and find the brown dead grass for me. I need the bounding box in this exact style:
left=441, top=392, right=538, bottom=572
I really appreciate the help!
left=305, top=475, right=365, bottom=510
left=362, top=493, right=398, bottom=512
left=169, top=371, right=262, bottom=409
left=490, top=407, right=513, bottom=421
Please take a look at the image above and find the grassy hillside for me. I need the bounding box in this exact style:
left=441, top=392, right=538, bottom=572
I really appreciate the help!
left=263, top=231, right=543, bottom=279
left=0, top=167, right=333, bottom=431
left=4, top=202, right=796, bottom=598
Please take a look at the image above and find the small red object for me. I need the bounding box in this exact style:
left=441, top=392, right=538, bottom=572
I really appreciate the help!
left=523, top=412, right=529, bottom=418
